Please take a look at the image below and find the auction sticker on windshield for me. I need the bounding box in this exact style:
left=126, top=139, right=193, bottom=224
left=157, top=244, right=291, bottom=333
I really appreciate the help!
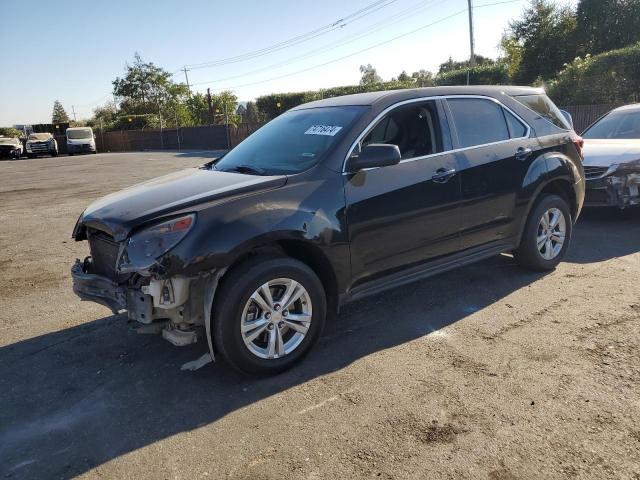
left=304, top=125, right=343, bottom=136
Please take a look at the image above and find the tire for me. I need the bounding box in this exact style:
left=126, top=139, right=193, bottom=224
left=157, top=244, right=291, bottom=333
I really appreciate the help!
left=213, top=256, right=327, bottom=375
left=514, top=194, right=572, bottom=271
left=68, top=152, right=74, bottom=156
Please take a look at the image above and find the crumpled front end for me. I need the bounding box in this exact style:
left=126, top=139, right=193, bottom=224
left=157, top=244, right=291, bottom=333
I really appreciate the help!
left=71, top=226, right=211, bottom=348
left=584, top=162, right=640, bottom=209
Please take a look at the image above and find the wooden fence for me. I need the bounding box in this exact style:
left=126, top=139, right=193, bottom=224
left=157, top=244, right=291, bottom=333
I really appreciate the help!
left=560, top=104, right=619, bottom=133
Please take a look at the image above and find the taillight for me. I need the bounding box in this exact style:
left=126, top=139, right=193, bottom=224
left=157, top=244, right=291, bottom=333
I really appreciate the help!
left=572, top=134, right=584, bottom=157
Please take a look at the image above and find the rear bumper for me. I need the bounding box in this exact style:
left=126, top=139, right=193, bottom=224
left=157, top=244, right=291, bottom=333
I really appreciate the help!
left=71, top=259, right=126, bottom=313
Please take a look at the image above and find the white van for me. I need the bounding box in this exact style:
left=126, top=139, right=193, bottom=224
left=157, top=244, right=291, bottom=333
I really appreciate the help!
left=66, top=127, right=96, bottom=155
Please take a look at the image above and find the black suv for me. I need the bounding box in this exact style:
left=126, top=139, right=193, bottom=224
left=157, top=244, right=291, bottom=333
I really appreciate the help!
left=72, top=86, right=585, bottom=374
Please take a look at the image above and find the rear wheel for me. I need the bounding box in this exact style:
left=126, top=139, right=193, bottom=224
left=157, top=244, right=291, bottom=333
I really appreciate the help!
left=514, top=194, right=572, bottom=271
left=213, top=257, right=326, bottom=375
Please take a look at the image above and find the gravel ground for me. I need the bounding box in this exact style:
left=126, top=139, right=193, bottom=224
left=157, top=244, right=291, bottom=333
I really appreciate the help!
left=0, top=152, right=638, bottom=480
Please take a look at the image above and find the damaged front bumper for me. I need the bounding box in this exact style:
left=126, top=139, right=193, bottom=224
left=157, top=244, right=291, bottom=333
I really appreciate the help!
left=71, top=257, right=215, bottom=348
left=585, top=166, right=640, bottom=209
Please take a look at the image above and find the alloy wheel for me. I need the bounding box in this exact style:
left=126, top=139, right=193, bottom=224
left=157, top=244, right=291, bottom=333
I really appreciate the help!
left=240, top=278, right=312, bottom=359
left=536, top=207, right=566, bottom=260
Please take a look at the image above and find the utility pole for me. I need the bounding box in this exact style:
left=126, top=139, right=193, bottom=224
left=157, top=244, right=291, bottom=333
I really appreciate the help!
left=71, top=105, right=77, bottom=122
left=206, top=88, right=214, bottom=125
left=183, top=67, right=191, bottom=95
left=467, top=0, right=476, bottom=86
left=99, top=118, right=105, bottom=151
left=223, top=101, right=230, bottom=149
left=175, top=109, right=181, bottom=151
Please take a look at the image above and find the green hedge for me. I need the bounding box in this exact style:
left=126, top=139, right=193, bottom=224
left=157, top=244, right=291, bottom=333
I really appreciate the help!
left=434, top=63, right=510, bottom=86
left=547, top=42, right=640, bottom=105
left=255, top=80, right=417, bottom=120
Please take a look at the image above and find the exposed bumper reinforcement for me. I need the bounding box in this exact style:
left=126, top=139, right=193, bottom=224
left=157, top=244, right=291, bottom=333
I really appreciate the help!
left=71, top=259, right=126, bottom=314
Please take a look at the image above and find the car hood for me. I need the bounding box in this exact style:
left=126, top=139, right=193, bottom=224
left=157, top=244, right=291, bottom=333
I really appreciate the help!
left=582, top=139, right=640, bottom=167
left=75, top=167, right=287, bottom=241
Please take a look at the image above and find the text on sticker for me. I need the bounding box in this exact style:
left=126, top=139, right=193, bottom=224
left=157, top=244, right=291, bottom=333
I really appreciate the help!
left=304, top=125, right=343, bottom=136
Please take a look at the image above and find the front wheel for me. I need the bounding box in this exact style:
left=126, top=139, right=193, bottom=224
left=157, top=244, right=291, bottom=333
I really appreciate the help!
left=514, top=194, right=572, bottom=271
left=213, top=257, right=327, bottom=375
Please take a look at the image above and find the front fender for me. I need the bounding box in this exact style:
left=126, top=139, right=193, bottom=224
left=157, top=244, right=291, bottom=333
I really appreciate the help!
left=159, top=170, right=349, bottom=289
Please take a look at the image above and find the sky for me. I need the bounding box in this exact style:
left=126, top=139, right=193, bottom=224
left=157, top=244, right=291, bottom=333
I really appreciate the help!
left=0, top=0, right=576, bottom=126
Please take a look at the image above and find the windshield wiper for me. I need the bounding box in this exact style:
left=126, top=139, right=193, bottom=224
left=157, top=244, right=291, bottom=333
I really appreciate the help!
left=219, top=164, right=266, bottom=175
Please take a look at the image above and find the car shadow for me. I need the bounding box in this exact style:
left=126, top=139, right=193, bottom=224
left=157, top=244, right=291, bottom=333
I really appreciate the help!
left=1, top=255, right=545, bottom=479
left=566, top=208, right=640, bottom=264
left=1, top=213, right=638, bottom=478
left=173, top=149, right=227, bottom=159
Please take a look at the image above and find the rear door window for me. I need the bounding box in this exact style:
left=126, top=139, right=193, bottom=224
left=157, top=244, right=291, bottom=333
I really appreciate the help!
left=447, top=98, right=510, bottom=148
left=514, top=94, right=571, bottom=130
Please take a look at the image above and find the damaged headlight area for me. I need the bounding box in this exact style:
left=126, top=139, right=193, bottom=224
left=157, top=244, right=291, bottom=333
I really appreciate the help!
left=72, top=212, right=213, bottom=350
left=585, top=160, right=640, bottom=209
left=117, top=214, right=195, bottom=274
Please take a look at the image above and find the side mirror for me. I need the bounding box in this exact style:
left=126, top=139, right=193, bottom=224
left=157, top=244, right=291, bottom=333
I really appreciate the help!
left=346, top=143, right=401, bottom=172
left=560, top=109, right=574, bottom=130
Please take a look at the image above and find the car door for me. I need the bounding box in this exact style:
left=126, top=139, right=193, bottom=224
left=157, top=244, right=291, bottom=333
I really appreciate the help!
left=444, top=97, right=537, bottom=250
left=344, top=99, right=462, bottom=288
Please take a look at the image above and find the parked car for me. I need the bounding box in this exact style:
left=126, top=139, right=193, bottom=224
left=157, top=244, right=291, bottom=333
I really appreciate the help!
left=0, top=137, right=23, bottom=159
left=25, top=132, right=58, bottom=158
left=581, top=104, right=640, bottom=209
left=71, top=86, right=585, bottom=375
left=66, top=126, right=97, bottom=155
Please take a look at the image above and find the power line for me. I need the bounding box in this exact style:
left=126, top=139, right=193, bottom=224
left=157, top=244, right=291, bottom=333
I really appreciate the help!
left=183, top=0, right=398, bottom=70
left=193, top=0, right=522, bottom=92
left=191, top=0, right=445, bottom=86
left=70, top=0, right=522, bottom=110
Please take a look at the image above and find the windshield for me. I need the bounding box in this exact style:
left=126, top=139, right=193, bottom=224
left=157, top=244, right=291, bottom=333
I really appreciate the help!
left=28, top=133, right=52, bottom=141
left=214, top=106, right=366, bottom=175
left=583, top=110, right=640, bottom=139
left=0, top=138, right=18, bottom=145
left=67, top=128, right=93, bottom=139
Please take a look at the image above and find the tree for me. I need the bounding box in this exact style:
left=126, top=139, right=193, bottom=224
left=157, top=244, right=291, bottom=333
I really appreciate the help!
left=113, top=53, right=189, bottom=115
left=411, top=70, right=435, bottom=87
left=576, top=0, right=640, bottom=56
left=505, top=0, right=577, bottom=84
left=87, top=101, right=118, bottom=129
left=397, top=70, right=411, bottom=82
left=236, top=103, right=247, bottom=121
left=185, top=93, right=210, bottom=125
left=359, top=64, right=382, bottom=85
left=0, top=127, right=23, bottom=138
left=52, top=100, right=69, bottom=124
left=245, top=101, right=262, bottom=124
left=499, top=35, right=523, bottom=79
left=438, top=55, right=494, bottom=74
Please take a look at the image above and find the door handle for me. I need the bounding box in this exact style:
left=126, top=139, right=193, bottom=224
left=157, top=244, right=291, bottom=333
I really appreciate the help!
left=431, top=168, right=457, bottom=183
left=515, top=147, right=533, bottom=161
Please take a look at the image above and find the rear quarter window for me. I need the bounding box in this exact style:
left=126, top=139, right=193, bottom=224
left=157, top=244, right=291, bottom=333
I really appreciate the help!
left=515, top=94, right=571, bottom=130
